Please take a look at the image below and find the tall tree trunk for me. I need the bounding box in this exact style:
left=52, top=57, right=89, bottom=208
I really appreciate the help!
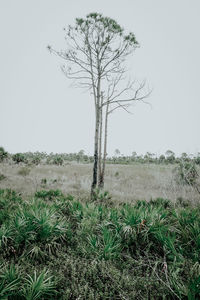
left=91, top=104, right=100, bottom=196
left=91, top=74, right=101, bottom=197
left=99, top=102, right=109, bottom=189
left=98, top=94, right=103, bottom=185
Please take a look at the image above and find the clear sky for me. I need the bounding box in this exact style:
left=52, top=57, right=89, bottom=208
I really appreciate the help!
left=0, top=0, right=200, bottom=156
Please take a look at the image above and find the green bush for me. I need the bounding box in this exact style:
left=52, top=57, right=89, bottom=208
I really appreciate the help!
left=12, top=153, right=27, bottom=164
left=53, top=156, right=64, bottom=165
left=0, top=147, right=8, bottom=162
left=31, top=156, right=41, bottom=165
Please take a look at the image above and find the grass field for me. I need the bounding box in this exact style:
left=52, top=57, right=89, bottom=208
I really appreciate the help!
left=0, top=161, right=199, bottom=204
left=0, top=161, right=200, bottom=299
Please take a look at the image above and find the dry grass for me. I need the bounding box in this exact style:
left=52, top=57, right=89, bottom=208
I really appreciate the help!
left=0, top=161, right=199, bottom=203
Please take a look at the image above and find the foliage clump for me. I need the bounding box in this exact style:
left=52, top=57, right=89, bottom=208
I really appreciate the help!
left=31, top=155, right=41, bottom=165
left=0, top=265, right=56, bottom=299
left=46, top=155, right=64, bottom=165
left=0, top=147, right=8, bottom=162
left=52, top=155, right=64, bottom=165
left=12, top=153, right=27, bottom=164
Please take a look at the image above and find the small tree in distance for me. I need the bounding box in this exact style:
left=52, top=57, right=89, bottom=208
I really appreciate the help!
left=0, top=147, right=8, bottom=162
left=48, top=12, right=150, bottom=196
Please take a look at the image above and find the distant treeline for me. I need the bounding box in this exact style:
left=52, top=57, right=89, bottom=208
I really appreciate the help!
left=1, top=147, right=200, bottom=165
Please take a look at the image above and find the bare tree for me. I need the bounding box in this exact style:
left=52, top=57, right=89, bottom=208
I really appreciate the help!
left=98, top=79, right=150, bottom=188
left=48, top=12, right=149, bottom=196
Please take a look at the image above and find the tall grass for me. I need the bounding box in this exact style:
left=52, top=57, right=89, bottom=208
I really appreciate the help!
left=1, top=162, right=199, bottom=203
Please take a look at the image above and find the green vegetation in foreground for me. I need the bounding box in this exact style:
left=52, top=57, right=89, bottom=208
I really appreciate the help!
left=0, top=189, right=200, bottom=299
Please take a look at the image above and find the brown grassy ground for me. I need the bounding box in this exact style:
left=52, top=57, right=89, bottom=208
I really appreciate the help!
left=0, top=161, right=199, bottom=203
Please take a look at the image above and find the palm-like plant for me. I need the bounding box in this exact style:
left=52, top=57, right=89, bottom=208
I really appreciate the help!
left=0, top=224, right=13, bottom=249
left=22, top=270, right=56, bottom=300
left=11, top=201, right=67, bottom=247
left=0, top=264, right=21, bottom=299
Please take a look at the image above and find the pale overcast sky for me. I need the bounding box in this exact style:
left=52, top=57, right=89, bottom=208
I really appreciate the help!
left=0, top=0, right=200, bottom=156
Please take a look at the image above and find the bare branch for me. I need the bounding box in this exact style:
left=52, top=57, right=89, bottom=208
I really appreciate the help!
left=108, top=102, right=133, bottom=114
left=103, top=80, right=152, bottom=107
left=61, top=65, right=91, bottom=81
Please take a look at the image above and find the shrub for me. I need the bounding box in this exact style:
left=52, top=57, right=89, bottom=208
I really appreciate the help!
left=0, top=174, right=6, bottom=181
left=175, top=161, right=199, bottom=186
left=0, top=147, right=8, bottom=162
left=41, top=178, right=47, bottom=186
left=165, top=150, right=176, bottom=164
left=86, top=227, right=122, bottom=260
left=91, top=188, right=112, bottom=202
left=53, top=156, right=63, bottom=165
left=195, top=155, right=200, bottom=165
left=158, top=154, right=165, bottom=163
left=31, top=156, right=41, bottom=165
left=5, top=200, right=68, bottom=259
left=114, top=171, right=119, bottom=177
left=12, top=153, right=27, bottom=164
